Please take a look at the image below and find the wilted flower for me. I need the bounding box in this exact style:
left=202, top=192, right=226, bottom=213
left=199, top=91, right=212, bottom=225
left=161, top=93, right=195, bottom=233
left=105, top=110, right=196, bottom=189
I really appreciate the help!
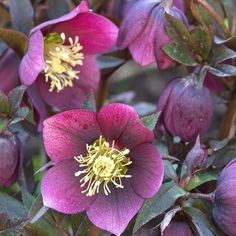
left=117, top=0, right=187, bottom=69
left=41, top=103, right=164, bottom=235
left=212, top=159, right=236, bottom=236
left=163, top=220, right=193, bottom=236
left=20, top=0, right=118, bottom=111
left=184, top=136, right=208, bottom=176
left=156, top=74, right=213, bottom=141
left=0, top=49, right=20, bottom=94
left=0, top=131, right=23, bottom=188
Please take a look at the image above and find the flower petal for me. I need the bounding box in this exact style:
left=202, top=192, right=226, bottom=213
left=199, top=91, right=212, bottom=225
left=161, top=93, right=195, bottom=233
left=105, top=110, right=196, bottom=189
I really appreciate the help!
left=27, top=83, right=47, bottom=132
left=19, top=30, right=45, bottom=85
left=38, top=55, right=99, bottom=110
left=31, top=0, right=89, bottom=35
left=41, top=159, right=96, bottom=214
left=50, top=12, right=118, bottom=55
left=97, top=103, right=154, bottom=149
left=0, top=49, right=20, bottom=94
left=117, top=0, right=158, bottom=49
left=87, top=179, right=143, bottom=236
left=130, top=143, right=163, bottom=198
left=43, top=109, right=101, bottom=163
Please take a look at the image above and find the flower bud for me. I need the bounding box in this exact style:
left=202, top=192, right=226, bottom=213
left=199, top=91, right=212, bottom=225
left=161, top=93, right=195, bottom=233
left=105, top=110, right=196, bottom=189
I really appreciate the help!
left=212, top=159, right=236, bottom=236
left=0, top=132, right=23, bottom=188
left=163, top=220, right=193, bottom=236
left=117, top=0, right=187, bottom=69
left=184, top=136, right=208, bottom=176
left=157, top=74, right=213, bottom=141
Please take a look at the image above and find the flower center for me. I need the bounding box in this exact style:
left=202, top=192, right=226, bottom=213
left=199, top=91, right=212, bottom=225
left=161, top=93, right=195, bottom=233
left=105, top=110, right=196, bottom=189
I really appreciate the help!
left=74, top=136, right=132, bottom=196
left=43, top=32, right=84, bottom=92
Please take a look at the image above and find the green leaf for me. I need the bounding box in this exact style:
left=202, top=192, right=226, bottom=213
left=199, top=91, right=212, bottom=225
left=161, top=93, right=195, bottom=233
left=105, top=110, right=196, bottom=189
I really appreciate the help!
left=191, top=26, right=212, bottom=61
left=0, top=91, right=9, bottom=113
left=184, top=207, right=224, bottom=236
left=163, top=44, right=197, bottom=66
left=164, top=160, right=178, bottom=182
left=209, top=45, right=236, bottom=65
left=165, top=13, right=192, bottom=46
left=133, top=181, right=186, bottom=233
left=209, top=64, right=236, bottom=77
left=141, top=112, right=160, bottom=130
left=21, top=187, right=36, bottom=210
left=47, top=0, right=69, bottom=19
left=97, top=56, right=125, bottom=69
left=185, top=170, right=218, bottom=191
left=0, top=28, right=28, bottom=56
left=0, top=192, right=27, bottom=231
left=9, top=0, right=33, bottom=35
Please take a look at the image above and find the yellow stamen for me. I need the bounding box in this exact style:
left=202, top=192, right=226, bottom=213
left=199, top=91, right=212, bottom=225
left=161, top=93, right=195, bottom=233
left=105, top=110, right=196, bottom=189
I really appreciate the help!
left=43, top=32, right=84, bottom=92
left=74, top=136, right=132, bottom=196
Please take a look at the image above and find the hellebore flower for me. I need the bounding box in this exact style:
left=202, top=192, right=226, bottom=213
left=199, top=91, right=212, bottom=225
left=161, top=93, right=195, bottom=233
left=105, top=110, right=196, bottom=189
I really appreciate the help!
left=212, top=159, right=236, bottom=236
left=0, top=131, right=23, bottom=188
left=117, top=0, right=187, bottom=69
left=183, top=136, right=208, bottom=176
left=0, top=49, right=21, bottom=94
left=163, top=220, right=193, bottom=236
left=20, top=0, right=118, bottom=111
left=156, top=74, right=213, bottom=141
left=41, top=103, right=164, bottom=235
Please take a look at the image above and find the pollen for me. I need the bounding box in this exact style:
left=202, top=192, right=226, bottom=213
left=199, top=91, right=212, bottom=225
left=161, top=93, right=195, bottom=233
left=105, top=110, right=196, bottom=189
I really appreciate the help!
left=74, top=136, right=132, bottom=197
left=43, top=32, right=84, bottom=92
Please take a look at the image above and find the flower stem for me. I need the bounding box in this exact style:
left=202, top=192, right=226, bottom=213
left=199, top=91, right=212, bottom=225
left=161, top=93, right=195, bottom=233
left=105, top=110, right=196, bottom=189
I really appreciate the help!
left=195, top=0, right=231, bottom=38
left=178, top=192, right=215, bottom=204
left=96, top=77, right=108, bottom=111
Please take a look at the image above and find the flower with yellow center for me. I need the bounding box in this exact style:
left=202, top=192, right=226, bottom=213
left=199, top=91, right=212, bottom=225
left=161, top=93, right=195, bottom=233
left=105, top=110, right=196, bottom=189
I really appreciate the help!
left=74, top=136, right=132, bottom=196
left=43, top=32, right=84, bottom=92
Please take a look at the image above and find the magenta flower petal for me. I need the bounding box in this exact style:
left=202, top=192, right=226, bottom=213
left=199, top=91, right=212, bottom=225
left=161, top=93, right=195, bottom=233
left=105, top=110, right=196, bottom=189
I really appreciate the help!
left=27, top=84, right=47, bottom=132
left=41, top=159, right=96, bottom=214
left=97, top=103, right=154, bottom=149
left=31, top=0, right=89, bottom=35
left=87, top=179, right=143, bottom=236
left=0, top=49, right=20, bottom=94
left=19, top=30, right=45, bottom=86
left=37, top=55, right=99, bottom=110
left=51, top=12, right=118, bottom=55
left=117, top=0, right=158, bottom=49
left=130, top=143, right=163, bottom=198
left=43, top=110, right=101, bottom=163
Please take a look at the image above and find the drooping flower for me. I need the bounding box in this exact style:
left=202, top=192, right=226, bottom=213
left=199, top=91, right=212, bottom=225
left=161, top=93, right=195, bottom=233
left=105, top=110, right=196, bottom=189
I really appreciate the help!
left=163, top=220, right=193, bottom=236
left=117, top=0, right=187, bottom=69
left=19, top=0, right=118, bottom=111
left=0, top=131, right=23, bottom=188
left=156, top=74, right=213, bottom=141
left=0, top=49, right=21, bottom=94
left=212, top=159, right=236, bottom=236
left=41, top=103, right=164, bottom=235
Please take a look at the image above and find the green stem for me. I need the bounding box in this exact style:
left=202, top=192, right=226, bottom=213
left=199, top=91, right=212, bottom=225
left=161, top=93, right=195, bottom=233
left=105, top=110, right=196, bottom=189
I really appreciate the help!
left=197, top=65, right=208, bottom=88
left=178, top=192, right=215, bottom=204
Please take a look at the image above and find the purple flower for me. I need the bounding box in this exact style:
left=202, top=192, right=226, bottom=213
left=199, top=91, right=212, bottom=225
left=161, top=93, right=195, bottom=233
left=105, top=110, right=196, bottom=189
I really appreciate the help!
left=41, top=103, right=164, bottom=235
left=156, top=74, right=213, bottom=141
left=0, top=131, right=23, bottom=188
left=212, top=159, right=236, bottom=236
left=19, top=0, right=118, bottom=111
left=117, top=0, right=187, bottom=69
left=0, top=49, right=20, bottom=94
left=163, top=220, right=193, bottom=236
left=184, top=136, right=208, bottom=176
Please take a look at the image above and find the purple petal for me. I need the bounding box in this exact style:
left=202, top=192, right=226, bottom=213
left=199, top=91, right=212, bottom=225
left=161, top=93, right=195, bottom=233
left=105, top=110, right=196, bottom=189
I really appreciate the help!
left=50, top=12, right=118, bottom=55
left=38, top=55, right=99, bottom=110
left=97, top=103, right=154, bottom=149
left=117, top=0, right=158, bottom=49
left=19, top=30, right=45, bottom=85
left=0, top=49, right=20, bottom=94
left=27, top=83, right=47, bottom=132
left=41, top=159, right=96, bottom=214
left=43, top=109, right=101, bottom=163
left=87, top=179, right=144, bottom=235
left=130, top=143, right=163, bottom=198
left=31, top=0, right=89, bottom=35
